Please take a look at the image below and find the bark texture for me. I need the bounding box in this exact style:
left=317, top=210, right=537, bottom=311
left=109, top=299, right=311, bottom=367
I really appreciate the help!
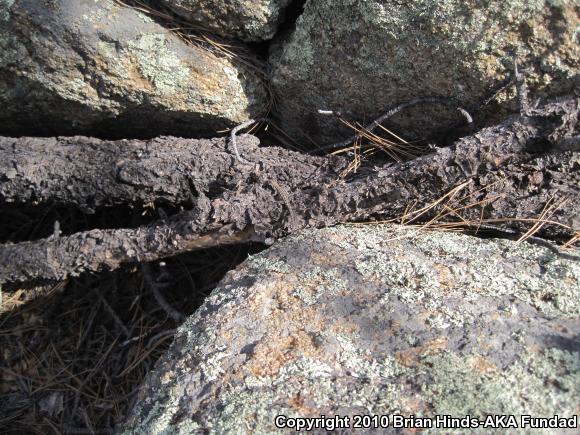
left=0, top=135, right=343, bottom=211
left=1, top=97, right=578, bottom=284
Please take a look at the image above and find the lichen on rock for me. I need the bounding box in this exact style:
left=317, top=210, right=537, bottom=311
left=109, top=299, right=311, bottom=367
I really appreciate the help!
left=161, top=0, right=293, bottom=42
left=269, top=0, right=580, bottom=145
left=0, top=0, right=268, bottom=138
left=123, top=224, right=580, bottom=433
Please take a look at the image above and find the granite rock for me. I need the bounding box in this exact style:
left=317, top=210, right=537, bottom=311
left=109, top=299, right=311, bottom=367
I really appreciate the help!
left=270, top=0, right=580, bottom=146
left=0, top=0, right=268, bottom=138
left=124, top=224, right=580, bottom=434
left=161, top=0, right=293, bottom=41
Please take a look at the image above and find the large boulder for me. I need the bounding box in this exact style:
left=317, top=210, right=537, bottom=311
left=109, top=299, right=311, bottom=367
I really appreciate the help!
left=0, top=0, right=268, bottom=138
left=270, top=0, right=580, bottom=146
left=161, top=0, right=293, bottom=42
left=123, top=224, right=580, bottom=433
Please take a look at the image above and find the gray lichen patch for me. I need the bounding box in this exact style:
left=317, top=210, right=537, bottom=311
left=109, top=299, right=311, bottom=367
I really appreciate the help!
left=0, top=0, right=14, bottom=21
left=350, top=225, right=580, bottom=319
left=245, top=254, right=291, bottom=274
left=0, top=0, right=267, bottom=138
left=292, top=267, right=348, bottom=305
left=161, top=0, right=293, bottom=41
left=269, top=0, right=580, bottom=145
left=422, top=348, right=580, bottom=422
left=124, top=34, right=192, bottom=97
left=123, top=224, right=579, bottom=433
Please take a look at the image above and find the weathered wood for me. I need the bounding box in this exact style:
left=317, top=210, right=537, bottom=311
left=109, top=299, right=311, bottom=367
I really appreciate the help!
left=0, top=97, right=578, bottom=284
left=0, top=135, right=345, bottom=211
left=1, top=97, right=577, bottom=211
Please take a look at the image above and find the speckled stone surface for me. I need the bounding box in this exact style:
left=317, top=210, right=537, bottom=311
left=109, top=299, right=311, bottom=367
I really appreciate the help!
left=270, top=0, right=580, bottom=145
left=161, top=0, right=292, bottom=41
left=0, top=0, right=267, bottom=138
left=123, top=224, right=580, bottom=434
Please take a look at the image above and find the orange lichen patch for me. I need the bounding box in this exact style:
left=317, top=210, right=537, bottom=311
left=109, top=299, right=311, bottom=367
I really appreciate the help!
left=222, top=278, right=328, bottom=378
left=388, top=319, right=402, bottom=335
left=476, top=332, right=495, bottom=351
left=245, top=330, right=319, bottom=378
left=470, top=355, right=498, bottom=375
left=330, top=320, right=359, bottom=336
left=121, top=55, right=155, bottom=93
left=302, top=273, right=335, bottom=291
left=91, top=51, right=155, bottom=99
left=269, top=285, right=302, bottom=310
left=400, top=395, right=428, bottom=415
left=238, top=278, right=296, bottom=313
left=527, top=343, right=544, bottom=355
left=183, top=56, right=231, bottom=99
left=309, top=251, right=345, bottom=267
left=93, top=53, right=109, bottom=74
left=424, top=337, right=449, bottom=353
left=267, top=301, right=327, bottom=339
left=433, top=263, right=456, bottom=290
left=395, top=337, right=449, bottom=367
left=219, top=329, right=234, bottom=343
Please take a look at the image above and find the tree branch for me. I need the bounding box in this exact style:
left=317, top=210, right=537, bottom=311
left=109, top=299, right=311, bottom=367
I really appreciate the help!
left=0, top=97, right=578, bottom=284
left=0, top=134, right=345, bottom=211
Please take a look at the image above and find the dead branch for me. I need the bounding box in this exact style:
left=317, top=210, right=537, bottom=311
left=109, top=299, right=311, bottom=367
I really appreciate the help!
left=0, top=217, right=260, bottom=283
left=0, top=134, right=344, bottom=211
left=2, top=97, right=577, bottom=212
left=140, top=262, right=185, bottom=323
left=1, top=148, right=576, bottom=284
left=0, top=97, right=578, bottom=284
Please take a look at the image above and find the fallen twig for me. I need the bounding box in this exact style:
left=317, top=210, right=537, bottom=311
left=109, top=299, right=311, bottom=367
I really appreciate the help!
left=318, top=96, right=462, bottom=150
left=140, top=263, right=185, bottom=323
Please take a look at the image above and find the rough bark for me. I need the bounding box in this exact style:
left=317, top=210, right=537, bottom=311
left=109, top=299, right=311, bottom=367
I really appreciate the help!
left=0, top=97, right=578, bottom=284
left=1, top=97, right=577, bottom=210
left=0, top=135, right=344, bottom=211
